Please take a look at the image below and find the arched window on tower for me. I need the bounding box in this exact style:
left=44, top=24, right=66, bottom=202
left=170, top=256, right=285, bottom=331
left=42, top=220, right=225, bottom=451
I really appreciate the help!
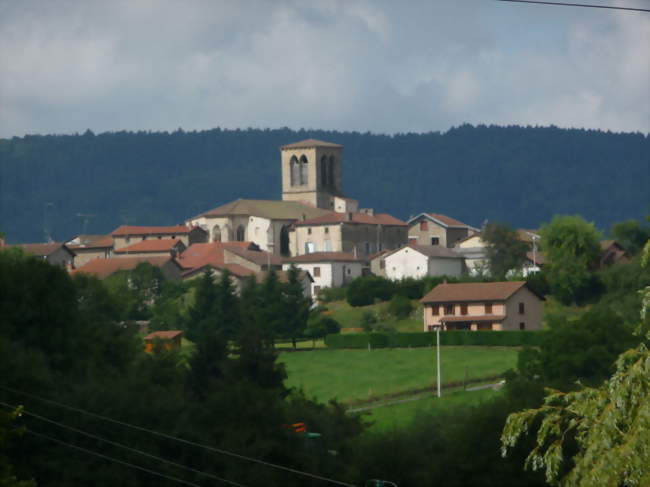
left=280, top=225, right=290, bottom=256
left=320, top=155, right=328, bottom=188
left=236, top=225, right=245, bottom=241
left=328, top=155, right=335, bottom=190
left=300, top=155, right=308, bottom=186
left=290, top=156, right=300, bottom=186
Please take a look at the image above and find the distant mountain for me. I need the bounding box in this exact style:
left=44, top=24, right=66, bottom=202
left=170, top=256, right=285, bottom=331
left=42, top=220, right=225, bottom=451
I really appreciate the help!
left=1, top=125, right=648, bottom=243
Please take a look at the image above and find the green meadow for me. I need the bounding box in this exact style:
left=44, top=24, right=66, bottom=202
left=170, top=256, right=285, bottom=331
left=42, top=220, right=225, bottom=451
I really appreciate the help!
left=279, top=347, right=518, bottom=405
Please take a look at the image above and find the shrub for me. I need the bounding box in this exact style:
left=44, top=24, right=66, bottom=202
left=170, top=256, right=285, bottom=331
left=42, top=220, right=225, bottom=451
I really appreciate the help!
left=387, top=295, right=413, bottom=319
left=318, top=286, right=347, bottom=303
left=325, top=331, right=541, bottom=349
left=346, top=276, right=395, bottom=307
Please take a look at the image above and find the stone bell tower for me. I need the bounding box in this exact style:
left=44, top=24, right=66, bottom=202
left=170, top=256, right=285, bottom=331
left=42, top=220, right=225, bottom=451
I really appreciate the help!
left=280, top=139, right=343, bottom=210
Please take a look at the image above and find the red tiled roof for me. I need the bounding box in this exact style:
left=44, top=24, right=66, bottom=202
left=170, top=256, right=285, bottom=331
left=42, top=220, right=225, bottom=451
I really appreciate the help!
left=280, top=139, right=342, bottom=150
left=427, top=213, right=469, bottom=227
left=421, top=281, right=530, bottom=304
left=255, top=269, right=313, bottom=283
left=284, top=252, right=364, bottom=263
left=112, top=225, right=191, bottom=236
left=114, top=239, right=184, bottom=254
left=144, top=330, right=183, bottom=340
left=66, top=234, right=113, bottom=249
left=294, top=212, right=407, bottom=227
left=73, top=256, right=174, bottom=279
left=525, top=251, right=546, bottom=266
left=224, top=247, right=283, bottom=266
left=175, top=241, right=256, bottom=270
left=440, top=315, right=506, bottom=323
left=180, top=262, right=255, bottom=279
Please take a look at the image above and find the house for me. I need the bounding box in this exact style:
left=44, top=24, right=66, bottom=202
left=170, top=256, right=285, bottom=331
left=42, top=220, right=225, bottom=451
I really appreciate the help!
left=454, top=234, right=488, bottom=275
left=407, top=213, right=478, bottom=248
left=111, top=225, right=207, bottom=250
left=289, top=211, right=408, bottom=257
left=420, top=281, right=544, bottom=332
left=282, top=252, right=366, bottom=297
left=65, top=234, right=113, bottom=268
left=5, top=242, right=76, bottom=270
left=144, top=330, right=183, bottom=353
left=73, top=256, right=184, bottom=280
left=381, top=244, right=464, bottom=280
left=113, top=238, right=186, bottom=259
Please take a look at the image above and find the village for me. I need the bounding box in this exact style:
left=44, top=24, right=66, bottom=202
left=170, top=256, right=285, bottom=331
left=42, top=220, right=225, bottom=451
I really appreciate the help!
left=3, top=138, right=629, bottom=338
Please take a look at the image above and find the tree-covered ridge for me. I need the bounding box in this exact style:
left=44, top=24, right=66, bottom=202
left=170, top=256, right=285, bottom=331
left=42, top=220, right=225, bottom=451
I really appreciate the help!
left=1, top=125, right=647, bottom=243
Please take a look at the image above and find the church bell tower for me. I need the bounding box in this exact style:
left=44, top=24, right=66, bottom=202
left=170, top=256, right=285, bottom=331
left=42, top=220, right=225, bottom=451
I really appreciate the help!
left=280, top=139, right=343, bottom=210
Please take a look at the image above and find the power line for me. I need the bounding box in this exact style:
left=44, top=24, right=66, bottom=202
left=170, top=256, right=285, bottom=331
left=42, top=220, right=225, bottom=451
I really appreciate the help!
left=0, top=400, right=246, bottom=487
left=26, top=428, right=204, bottom=487
left=0, top=385, right=357, bottom=487
left=496, top=0, right=650, bottom=12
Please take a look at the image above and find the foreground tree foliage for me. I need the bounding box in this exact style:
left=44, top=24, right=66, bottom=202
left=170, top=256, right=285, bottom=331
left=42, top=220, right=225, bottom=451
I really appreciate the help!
left=540, top=215, right=602, bottom=305
left=482, top=222, right=530, bottom=279
left=502, top=343, right=650, bottom=486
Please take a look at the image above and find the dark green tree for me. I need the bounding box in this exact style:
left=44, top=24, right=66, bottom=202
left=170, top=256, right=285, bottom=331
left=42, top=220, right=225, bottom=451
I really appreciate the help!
left=280, top=266, right=311, bottom=348
left=540, top=215, right=603, bottom=305
left=482, top=222, right=529, bottom=280
left=611, top=218, right=650, bottom=256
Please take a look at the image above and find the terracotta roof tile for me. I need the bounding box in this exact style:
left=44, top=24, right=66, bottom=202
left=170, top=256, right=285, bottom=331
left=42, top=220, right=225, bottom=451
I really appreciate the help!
left=441, top=315, right=506, bottom=323
left=144, top=330, right=183, bottom=340
left=284, top=252, right=364, bottom=263
left=426, top=213, right=469, bottom=227
left=280, top=139, right=342, bottom=150
left=224, top=247, right=283, bottom=266
left=421, top=281, right=529, bottom=303
left=174, top=241, right=256, bottom=270
left=294, top=212, right=407, bottom=227
left=66, top=234, right=113, bottom=249
left=195, top=199, right=332, bottom=220
left=7, top=242, right=75, bottom=257
left=74, top=256, right=174, bottom=279
left=112, top=225, right=191, bottom=236
left=114, top=239, right=184, bottom=254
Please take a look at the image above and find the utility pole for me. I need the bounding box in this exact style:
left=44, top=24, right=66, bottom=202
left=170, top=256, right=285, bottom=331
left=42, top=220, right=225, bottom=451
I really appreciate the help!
left=436, top=326, right=441, bottom=398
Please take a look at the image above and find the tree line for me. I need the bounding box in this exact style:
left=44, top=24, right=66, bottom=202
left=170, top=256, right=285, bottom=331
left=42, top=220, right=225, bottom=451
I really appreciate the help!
left=1, top=125, right=647, bottom=243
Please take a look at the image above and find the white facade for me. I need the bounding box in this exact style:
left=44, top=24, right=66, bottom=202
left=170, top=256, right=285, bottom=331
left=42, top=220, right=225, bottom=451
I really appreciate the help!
left=384, top=246, right=463, bottom=280
left=282, top=260, right=364, bottom=296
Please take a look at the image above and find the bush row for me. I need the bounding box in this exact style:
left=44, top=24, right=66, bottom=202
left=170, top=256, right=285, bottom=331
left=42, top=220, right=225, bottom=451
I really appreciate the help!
left=324, top=330, right=541, bottom=348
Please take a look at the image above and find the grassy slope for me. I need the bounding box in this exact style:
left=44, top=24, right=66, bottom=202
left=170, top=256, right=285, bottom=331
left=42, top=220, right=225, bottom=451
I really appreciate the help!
left=325, top=300, right=423, bottom=332
left=360, top=388, right=501, bottom=432
left=279, top=347, right=518, bottom=405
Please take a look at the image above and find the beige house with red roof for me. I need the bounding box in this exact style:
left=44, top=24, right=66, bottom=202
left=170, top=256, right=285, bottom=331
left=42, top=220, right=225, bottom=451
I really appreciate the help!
left=283, top=252, right=365, bottom=297
left=65, top=234, right=113, bottom=268
left=111, top=225, right=207, bottom=250
left=5, top=242, right=76, bottom=270
left=407, top=213, right=478, bottom=248
left=420, top=281, right=544, bottom=332
left=289, top=211, right=407, bottom=258
left=113, top=239, right=186, bottom=258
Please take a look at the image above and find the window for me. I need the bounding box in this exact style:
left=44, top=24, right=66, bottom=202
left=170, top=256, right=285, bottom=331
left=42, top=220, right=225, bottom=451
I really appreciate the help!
left=305, top=242, right=315, bottom=253
left=420, top=221, right=428, bottom=231
left=313, top=266, right=321, bottom=277
left=519, top=322, right=526, bottom=330
left=314, top=285, right=321, bottom=295
left=518, top=302, right=525, bottom=314
left=432, top=305, right=439, bottom=316
left=485, top=303, right=493, bottom=314
left=236, top=225, right=245, bottom=241
left=380, top=259, right=385, bottom=269
left=444, top=304, right=454, bottom=315
left=365, top=242, right=370, bottom=253
left=299, top=155, right=308, bottom=185
left=290, top=156, right=300, bottom=186
left=143, top=236, right=148, bottom=240
left=308, top=228, right=312, bottom=235
left=460, top=303, right=468, bottom=315
left=325, top=227, right=329, bottom=234
left=320, top=156, right=328, bottom=187
left=431, top=237, right=439, bottom=245
left=125, top=236, right=131, bottom=243
left=347, top=268, right=351, bottom=275
left=158, top=236, right=162, bottom=239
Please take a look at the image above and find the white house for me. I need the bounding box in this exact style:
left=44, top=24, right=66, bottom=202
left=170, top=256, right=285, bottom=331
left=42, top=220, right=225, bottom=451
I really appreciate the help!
left=282, top=252, right=366, bottom=297
left=382, top=244, right=464, bottom=280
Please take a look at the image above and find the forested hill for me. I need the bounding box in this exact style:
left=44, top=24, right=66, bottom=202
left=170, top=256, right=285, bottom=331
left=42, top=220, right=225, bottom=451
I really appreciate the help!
left=1, top=125, right=648, bottom=243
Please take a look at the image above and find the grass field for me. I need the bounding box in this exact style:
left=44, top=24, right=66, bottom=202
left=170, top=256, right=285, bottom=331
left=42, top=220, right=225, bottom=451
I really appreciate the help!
left=358, top=388, right=501, bottom=432
left=279, top=347, right=518, bottom=405
left=325, top=300, right=423, bottom=333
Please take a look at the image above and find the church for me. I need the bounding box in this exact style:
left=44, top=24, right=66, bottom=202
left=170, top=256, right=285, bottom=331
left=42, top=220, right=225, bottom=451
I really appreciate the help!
left=186, top=139, right=407, bottom=257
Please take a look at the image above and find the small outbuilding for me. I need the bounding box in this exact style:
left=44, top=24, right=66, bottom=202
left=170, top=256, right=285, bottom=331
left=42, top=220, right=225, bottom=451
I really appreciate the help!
left=144, top=330, right=183, bottom=353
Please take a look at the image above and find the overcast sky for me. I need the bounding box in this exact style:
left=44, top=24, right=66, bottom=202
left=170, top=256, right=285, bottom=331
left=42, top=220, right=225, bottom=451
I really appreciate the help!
left=1, top=0, right=648, bottom=138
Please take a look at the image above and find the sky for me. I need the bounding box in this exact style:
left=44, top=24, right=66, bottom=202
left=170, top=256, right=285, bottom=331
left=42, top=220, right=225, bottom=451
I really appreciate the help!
left=1, top=0, right=649, bottom=138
